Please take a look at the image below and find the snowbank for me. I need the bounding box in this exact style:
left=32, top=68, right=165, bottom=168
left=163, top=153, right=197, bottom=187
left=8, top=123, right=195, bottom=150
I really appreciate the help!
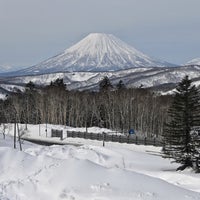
left=0, top=124, right=200, bottom=199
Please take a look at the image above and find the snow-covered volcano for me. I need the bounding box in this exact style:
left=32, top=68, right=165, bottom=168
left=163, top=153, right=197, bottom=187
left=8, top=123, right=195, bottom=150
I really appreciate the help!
left=20, top=33, right=174, bottom=75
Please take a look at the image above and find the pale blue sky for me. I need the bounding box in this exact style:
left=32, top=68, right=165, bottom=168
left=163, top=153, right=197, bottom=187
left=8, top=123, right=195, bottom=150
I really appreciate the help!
left=0, top=0, right=200, bottom=68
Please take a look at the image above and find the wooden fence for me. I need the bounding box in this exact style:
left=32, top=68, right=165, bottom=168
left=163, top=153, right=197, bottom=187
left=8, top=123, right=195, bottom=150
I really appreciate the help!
left=51, top=129, right=63, bottom=140
left=66, top=131, right=163, bottom=146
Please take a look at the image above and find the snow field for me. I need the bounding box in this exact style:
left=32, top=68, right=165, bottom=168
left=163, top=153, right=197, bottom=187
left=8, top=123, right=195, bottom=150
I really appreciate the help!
left=0, top=124, right=200, bottom=200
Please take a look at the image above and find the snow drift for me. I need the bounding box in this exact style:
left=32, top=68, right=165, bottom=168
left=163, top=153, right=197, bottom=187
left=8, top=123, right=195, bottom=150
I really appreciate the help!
left=0, top=124, right=200, bottom=200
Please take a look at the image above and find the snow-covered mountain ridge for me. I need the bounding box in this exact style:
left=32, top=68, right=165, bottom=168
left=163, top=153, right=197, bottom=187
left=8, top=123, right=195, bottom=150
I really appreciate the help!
left=186, top=58, right=200, bottom=65
left=0, top=65, right=15, bottom=73
left=16, top=33, right=175, bottom=75
left=1, top=65, right=200, bottom=94
left=0, top=34, right=199, bottom=95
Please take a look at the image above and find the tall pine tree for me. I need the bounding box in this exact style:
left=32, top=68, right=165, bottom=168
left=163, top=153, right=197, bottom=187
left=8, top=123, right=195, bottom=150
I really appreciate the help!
left=163, top=75, right=200, bottom=171
left=99, top=76, right=113, bottom=92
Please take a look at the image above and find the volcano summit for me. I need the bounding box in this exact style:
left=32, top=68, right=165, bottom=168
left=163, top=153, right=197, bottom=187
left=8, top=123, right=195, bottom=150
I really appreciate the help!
left=18, top=33, right=175, bottom=75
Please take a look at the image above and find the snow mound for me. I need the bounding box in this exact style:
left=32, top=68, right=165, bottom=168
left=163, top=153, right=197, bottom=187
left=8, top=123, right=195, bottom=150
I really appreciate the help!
left=0, top=141, right=200, bottom=199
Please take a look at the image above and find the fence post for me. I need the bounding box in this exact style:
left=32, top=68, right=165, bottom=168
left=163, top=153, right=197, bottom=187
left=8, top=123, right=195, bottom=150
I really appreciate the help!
left=103, top=132, right=105, bottom=147
left=90, top=132, right=92, bottom=140
left=119, top=135, right=121, bottom=143
left=112, top=135, right=114, bottom=142
left=135, top=136, right=138, bottom=144
left=45, top=123, right=47, bottom=137
left=96, top=133, right=98, bottom=140
left=60, top=130, right=63, bottom=140
left=144, top=137, right=147, bottom=145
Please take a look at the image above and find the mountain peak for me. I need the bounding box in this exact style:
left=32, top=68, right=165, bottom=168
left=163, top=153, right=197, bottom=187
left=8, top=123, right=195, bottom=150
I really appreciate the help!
left=18, top=33, right=175, bottom=75
left=64, top=32, right=148, bottom=64
left=83, top=32, right=113, bottom=38
left=80, top=33, right=118, bottom=40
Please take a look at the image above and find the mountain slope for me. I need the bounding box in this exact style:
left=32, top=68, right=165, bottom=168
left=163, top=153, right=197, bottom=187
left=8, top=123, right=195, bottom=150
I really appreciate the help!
left=0, top=65, right=17, bottom=73
left=2, top=66, right=200, bottom=93
left=18, top=33, right=175, bottom=75
left=186, top=58, right=200, bottom=65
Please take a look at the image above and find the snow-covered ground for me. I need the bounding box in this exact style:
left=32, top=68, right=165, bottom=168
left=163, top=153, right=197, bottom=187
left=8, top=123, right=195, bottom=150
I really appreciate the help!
left=0, top=93, right=7, bottom=100
left=0, top=124, right=200, bottom=200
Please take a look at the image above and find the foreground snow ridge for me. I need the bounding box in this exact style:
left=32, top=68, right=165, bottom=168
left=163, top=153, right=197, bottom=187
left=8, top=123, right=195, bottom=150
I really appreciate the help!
left=0, top=124, right=200, bottom=200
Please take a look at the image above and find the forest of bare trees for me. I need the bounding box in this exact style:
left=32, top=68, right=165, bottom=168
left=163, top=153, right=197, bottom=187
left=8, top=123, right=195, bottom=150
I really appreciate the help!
left=0, top=78, right=172, bottom=137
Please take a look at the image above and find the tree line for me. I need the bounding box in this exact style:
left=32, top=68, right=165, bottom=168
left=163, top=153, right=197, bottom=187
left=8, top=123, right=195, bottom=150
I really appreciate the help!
left=0, top=77, right=172, bottom=137
left=1, top=76, right=200, bottom=171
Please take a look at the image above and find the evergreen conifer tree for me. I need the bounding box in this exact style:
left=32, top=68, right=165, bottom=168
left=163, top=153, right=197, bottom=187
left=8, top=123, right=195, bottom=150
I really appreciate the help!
left=163, top=76, right=200, bottom=171
left=99, top=76, right=113, bottom=92
left=116, top=80, right=126, bottom=90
